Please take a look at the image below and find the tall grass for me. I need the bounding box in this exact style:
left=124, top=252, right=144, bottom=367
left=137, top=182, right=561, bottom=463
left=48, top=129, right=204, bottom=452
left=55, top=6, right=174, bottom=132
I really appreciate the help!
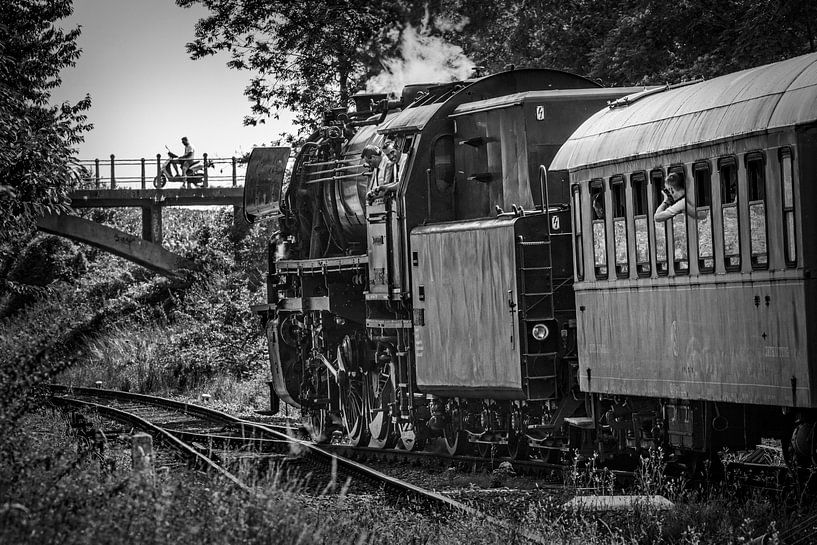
left=1, top=411, right=521, bottom=545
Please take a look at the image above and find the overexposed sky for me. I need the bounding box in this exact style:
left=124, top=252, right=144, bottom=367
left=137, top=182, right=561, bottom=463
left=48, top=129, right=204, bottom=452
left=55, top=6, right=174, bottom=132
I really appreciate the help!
left=51, top=0, right=294, bottom=162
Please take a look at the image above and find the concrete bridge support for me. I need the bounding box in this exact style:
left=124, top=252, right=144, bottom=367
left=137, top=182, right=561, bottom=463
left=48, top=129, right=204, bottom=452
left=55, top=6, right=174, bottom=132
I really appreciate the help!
left=37, top=213, right=196, bottom=278
left=141, top=204, right=163, bottom=244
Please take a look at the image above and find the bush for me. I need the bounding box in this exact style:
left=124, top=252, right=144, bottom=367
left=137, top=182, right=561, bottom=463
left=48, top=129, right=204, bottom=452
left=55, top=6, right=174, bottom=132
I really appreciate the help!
left=7, top=234, right=86, bottom=287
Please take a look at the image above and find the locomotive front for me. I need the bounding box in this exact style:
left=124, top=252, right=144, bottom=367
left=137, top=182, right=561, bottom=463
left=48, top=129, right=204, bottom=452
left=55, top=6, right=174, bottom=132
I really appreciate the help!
left=248, top=68, right=640, bottom=456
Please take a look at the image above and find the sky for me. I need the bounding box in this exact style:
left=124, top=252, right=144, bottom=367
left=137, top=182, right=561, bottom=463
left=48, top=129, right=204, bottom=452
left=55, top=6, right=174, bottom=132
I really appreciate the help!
left=51, top=0, right=295, bottom=164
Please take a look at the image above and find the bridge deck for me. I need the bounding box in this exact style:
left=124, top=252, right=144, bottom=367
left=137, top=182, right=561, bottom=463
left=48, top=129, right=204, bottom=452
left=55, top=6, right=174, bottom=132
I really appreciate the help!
left=70, top=187, right=244, bottom=208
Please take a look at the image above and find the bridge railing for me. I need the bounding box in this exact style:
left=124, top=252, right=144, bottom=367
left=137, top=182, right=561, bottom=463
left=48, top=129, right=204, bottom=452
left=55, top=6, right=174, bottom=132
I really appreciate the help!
left=78, top=154, right=245, bottom=189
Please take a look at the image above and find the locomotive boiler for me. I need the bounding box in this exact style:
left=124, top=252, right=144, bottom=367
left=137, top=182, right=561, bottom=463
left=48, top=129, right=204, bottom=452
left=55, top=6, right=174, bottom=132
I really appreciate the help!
left=246, top=68, right=641, bottom=457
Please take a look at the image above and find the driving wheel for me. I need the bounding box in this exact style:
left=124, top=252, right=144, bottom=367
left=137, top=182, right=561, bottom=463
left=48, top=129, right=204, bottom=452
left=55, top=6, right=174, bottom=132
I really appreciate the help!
left=442, top=410, right=470, bottom=455
left=365, top=364, right=396, bottom=449
left=339, top=371, right=368, bottom=447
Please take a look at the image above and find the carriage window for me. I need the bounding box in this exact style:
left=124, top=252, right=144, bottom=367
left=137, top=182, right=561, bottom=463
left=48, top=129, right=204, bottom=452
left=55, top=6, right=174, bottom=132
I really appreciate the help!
left=694, top=162, right=714, bottom=273
left=669, top=166, right=689, bottom=274
left=611, top=176, right=628, bottom=278
left=779, top=148, right=796, bottom=267
left=632, top=172, right=650, bottom=277
left=590, top=180, right=607, bottom=279
left=746, top=152, right=768, bottom=268
left=650, top=169, right=668, bottom=276
left=572, top=185, right=584, bottom=280
left=719, top=157, right=740, bottom=271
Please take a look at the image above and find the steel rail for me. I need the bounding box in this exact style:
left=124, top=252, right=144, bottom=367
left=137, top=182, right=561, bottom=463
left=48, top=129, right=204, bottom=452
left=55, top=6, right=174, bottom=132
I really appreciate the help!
left=48, top=395, right=250, bottom=493
left=48, top=385, right=549, bottom=543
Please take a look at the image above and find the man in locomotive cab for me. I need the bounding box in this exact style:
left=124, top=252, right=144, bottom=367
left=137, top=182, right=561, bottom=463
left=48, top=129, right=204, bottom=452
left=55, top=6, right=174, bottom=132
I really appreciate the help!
left=362, top=141, right=400, bottom=200
left=654, top=171, right=699, bottom=222
left=361, top=144, right=383, bottom=181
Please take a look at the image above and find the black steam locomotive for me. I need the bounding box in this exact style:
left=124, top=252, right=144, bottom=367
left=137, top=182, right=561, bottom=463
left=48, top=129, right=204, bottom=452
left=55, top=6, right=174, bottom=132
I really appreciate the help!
left=245, top=53, right=817, bottom=468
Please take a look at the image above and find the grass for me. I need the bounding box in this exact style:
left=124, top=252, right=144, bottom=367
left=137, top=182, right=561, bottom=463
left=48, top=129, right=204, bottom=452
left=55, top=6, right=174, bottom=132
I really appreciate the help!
left=0, top=411, right=528, bottom=545
left=2, top=413, right=803, bottom=545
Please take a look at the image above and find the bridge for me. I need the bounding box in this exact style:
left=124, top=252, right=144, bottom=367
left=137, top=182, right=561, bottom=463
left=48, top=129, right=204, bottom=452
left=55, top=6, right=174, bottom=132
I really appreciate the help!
left=37, top=148, right=289, bottom=277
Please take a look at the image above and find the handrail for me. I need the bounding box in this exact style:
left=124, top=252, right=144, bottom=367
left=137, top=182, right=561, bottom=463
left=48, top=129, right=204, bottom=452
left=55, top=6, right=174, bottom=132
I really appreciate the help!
left=78, top=154, right=246, bottom=189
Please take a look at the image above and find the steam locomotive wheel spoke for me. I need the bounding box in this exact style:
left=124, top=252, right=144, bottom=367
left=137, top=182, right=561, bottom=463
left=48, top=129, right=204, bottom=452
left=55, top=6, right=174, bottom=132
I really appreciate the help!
left=340, top=376, right=367, bottom=447
left=366, top=366, right=396, bottom=449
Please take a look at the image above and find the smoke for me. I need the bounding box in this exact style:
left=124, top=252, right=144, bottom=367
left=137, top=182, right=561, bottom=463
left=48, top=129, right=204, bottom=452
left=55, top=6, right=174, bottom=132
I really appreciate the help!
left=366, top=16, right=475, bottom=94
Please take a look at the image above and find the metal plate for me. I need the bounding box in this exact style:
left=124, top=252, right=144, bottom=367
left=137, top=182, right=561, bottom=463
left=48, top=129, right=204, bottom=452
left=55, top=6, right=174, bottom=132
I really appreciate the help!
left=243, top=147, right=290, bottom=219
left=411, top=217, right=523, bottom=397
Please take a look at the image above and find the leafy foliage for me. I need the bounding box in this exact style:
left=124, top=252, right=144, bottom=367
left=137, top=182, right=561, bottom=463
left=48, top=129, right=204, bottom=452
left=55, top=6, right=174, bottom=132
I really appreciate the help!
left=441, top=0, right=817, bottom=85
left=176, top=0, right=444, bottom=132
left=0, top=0, right=92, bottom=245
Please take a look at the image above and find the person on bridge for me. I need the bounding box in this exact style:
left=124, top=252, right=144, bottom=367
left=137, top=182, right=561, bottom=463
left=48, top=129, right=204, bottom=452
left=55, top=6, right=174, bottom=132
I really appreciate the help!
left=171, top=136, right=195, bottom=177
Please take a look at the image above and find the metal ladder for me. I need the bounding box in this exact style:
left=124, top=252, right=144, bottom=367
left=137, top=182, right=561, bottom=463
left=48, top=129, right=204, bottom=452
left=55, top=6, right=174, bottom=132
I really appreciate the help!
left=517, top=237, right=558, bottom=401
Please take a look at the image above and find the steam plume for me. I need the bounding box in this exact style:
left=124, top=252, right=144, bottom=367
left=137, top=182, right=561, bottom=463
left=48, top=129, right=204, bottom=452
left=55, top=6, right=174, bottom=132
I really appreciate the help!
left=366, top=18, right=475, bottom=94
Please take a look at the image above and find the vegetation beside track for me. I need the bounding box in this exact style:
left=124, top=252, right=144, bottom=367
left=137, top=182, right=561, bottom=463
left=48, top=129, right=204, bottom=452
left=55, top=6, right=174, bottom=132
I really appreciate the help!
left=2, top=207, right=815, bottom=544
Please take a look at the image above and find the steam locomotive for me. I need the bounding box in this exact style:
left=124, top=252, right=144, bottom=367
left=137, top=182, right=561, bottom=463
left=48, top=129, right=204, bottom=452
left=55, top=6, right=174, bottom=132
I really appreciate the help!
left=245, top=52, right=817, bottom=468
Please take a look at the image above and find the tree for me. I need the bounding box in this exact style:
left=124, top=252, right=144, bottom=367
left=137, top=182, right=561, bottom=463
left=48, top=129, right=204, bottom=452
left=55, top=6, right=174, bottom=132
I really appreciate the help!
left=0, top=0, right=91, bottom=246
left=178, top=0, right=425, bottom=132
left=442, top=0, right=817, bottom=87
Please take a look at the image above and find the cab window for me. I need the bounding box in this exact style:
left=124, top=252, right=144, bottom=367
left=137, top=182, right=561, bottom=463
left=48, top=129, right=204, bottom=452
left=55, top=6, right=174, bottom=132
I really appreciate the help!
left=631, top=172, right=650, bottom=277
left=590, top=179, right=607, bottom=279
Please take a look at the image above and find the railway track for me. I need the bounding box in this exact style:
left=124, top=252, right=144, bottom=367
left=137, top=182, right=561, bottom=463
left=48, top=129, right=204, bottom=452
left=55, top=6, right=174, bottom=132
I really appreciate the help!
left=47, top=385, right=550, bottom=544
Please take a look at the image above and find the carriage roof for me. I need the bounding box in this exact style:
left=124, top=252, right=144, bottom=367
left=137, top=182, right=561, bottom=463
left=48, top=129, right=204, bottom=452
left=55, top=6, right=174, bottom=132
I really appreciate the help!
left=550, top=52, right=817, bottom=172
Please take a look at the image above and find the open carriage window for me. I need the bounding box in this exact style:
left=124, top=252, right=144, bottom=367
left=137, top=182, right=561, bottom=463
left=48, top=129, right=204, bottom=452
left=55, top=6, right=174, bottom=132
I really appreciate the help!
left=719, top=157, right=740, bottom=271
left=631, top=172, right=650, bottom=277
left=610, top=175, right=628, bottom=278
left=694, top=161, right=714, bottom=273
left=779, top=147, right=797, bottom=267
left=650, top=169, right=668, bottom=276
left=668, top=166, right=689, bottom=275
left=572, top=185, right=584, bottom=281
left=746, top=152, right=768, bottom=269
left=590, top=179, right=607, bottom=279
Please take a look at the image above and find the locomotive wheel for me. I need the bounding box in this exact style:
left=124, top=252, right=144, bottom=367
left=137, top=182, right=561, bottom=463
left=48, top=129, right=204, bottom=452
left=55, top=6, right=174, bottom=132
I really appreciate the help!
left=307, top=409, right=331, bottom=444
left=442, top=409, right=470, bottom=456
left=477, top=441, right=494, bottom=458
left=339, top=373, right=368, bottom=447
left=443, top=427, right=469, bottom=456
left=365, top=365, right=396, bottom=449
left=508, top=432, right=530, bottom=460
left=398, top=423, right=426, bottom=451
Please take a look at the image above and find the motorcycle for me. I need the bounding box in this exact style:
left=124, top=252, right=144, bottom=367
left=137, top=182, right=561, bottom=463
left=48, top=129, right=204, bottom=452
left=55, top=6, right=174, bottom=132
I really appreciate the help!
left=153, top=147, right=213, bottom=189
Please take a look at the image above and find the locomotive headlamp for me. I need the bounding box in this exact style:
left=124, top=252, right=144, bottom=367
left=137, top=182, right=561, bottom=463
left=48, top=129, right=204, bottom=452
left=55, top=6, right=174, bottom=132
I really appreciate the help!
left=532, top=323, right=550, bottom=341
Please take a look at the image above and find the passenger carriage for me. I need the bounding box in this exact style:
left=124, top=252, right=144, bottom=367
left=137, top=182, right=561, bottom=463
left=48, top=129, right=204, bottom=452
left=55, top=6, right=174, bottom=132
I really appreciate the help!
left=551, top=52, right=817, bottom=462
